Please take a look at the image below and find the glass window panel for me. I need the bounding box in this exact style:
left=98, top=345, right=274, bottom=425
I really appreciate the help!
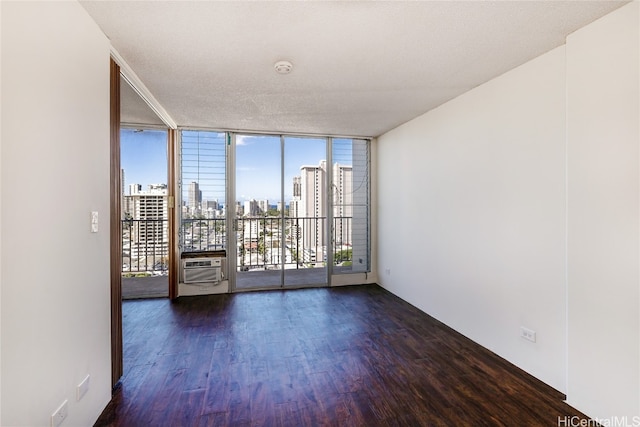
left=284, top=137, right=327, bottom=286
left=332, top=138, right=370, bottom=273
left=180, top=130, right=226, bottom=252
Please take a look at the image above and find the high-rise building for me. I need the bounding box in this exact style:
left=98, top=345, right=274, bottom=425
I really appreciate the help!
left=203, top=200, right=218, bottom=210
left=123, top=183, right=142, bottom=219
left=289, top=198, right=300, bottom=217
left=292, top=176, right=301, bottom=198
left=188, top=181, right=202, bottom=215
left=333, top=163, right=353, bottom=246
left=244, top=199, right=260, bottom=217
left=123, top=184, right=168, bottom=268
left=203, top=200, right=221, bottom=218
left=257, top=199, right=269, bottom=215
left=288, top=197, right=301, bottom=259
left=295, top=161, right=354, bottom=263
left=299, top=161, right=327, bottom=261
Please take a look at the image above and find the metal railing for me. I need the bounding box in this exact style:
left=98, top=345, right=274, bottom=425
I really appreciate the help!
left=122, top=218, right=169, bottom=275
left=235, top=216, right=354, bottom=271
left=123, top=216, right=355, bottom=274
left=181, top=218, right=227, bottom=252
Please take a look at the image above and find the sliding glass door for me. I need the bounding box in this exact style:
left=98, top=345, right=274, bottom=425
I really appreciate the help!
left=283, top=137, right=328, bottom=287
left=235, top=134, right=283, bottom=289
left=234, top=134, right=328, bottom=290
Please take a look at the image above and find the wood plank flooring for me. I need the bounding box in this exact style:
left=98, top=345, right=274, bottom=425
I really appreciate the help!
left=95, top=284, right=589, bottom=426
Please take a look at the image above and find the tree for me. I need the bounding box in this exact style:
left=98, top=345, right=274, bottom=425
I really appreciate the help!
left=334, top=249, right=352, bottom=264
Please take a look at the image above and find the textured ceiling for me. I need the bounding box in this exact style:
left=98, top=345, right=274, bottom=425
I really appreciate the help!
left=83, top=1, right=627, bottom=137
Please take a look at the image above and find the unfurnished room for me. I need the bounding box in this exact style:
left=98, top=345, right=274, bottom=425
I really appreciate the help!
left=1, top=1, right=639, bottom=426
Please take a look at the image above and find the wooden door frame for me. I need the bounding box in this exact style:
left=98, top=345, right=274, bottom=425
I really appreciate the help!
left=110, top=62, right=180, bottom=389
left=110, top=58, right=123, bottom=389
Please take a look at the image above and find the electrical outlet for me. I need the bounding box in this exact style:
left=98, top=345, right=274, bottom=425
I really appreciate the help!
left=51, top=400, right=68, bottom=427
left=385, top=268, right=391, bottom=276
left=77, top=374, right=90, bottom=401
left=520, top=327, right=536, bottom=343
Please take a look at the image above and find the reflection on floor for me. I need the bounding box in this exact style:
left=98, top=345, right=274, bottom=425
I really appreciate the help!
left=235, top=267, right=328, bottom=289
left=122, top=266, right=355, bottom=299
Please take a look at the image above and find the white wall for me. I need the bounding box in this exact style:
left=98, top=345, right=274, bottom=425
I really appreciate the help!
left=566, top=2, right=640, bottom=419
left=378, top=1, right=640, bottom=420
left=1, top=2, right=112, bottom=426
left=0, top=2, right=3, bottom=422
left=378, top=45, right=568, bottom=392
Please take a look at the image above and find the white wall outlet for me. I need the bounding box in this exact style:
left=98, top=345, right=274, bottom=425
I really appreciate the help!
left=90, top=211, right=99, bottom=233
left=51, top=400, right=68, bottom=427
left=385, top=268, right=391, bottom=276
left=77, top=374, right=90, bottom=401
left=520, top=326, right=536, bottom=342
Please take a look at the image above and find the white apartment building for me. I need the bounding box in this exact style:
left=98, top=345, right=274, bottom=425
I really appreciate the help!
left=203, top=200, right=222, bottom=219
left=242, top=219, right=262, bottom=252
left=124, top=184, right=169, bottom=263
left=299, top=161, right=327, bottom=261
left=295, top=161, right=354, bottom=264
left=332, top=163, right=353, bottom=247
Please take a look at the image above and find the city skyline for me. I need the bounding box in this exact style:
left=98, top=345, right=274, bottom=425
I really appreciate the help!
left=121, top=130, right=368, bottom=273
left=122, top=129, right=355, bottom=204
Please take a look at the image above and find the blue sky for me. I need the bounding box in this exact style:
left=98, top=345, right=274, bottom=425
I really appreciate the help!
left=236, top=135, right=326, bottom=202
left=122, top=129, right=339, bottom=204
left=121, top=129, right=168, bottom=192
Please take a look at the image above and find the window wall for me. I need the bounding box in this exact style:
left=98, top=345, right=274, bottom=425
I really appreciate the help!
left=178, top=129, right=371, bottom=290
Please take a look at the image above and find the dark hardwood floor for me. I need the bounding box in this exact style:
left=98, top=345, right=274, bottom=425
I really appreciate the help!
left=96, top=284, right=588, bottom=426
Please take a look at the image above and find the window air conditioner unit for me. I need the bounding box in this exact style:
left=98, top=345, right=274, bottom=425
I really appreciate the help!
left=182, top=257, right=221, bottom=284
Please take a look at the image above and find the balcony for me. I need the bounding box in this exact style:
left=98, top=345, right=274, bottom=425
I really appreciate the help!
left=121, top=216, right=357, bottom=297
left=121, top=218, right=168, bottom=299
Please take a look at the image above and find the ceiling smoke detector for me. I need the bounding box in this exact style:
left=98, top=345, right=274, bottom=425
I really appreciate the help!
left=274, top=60, right=293, bottom=74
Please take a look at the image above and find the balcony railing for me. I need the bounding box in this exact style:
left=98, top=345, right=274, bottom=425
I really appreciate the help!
left=122, top=218, right=168, bottom=275
left=181, top=218, right=227, bottom=252
left=123, top=216, right=354, bottom=274
left=237, top=216, right=325, bottom=271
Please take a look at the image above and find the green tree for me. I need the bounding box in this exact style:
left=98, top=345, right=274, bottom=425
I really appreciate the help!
left=334, top=249, right=352, bottom=264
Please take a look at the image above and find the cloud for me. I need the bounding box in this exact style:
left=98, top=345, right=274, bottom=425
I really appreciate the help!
left=236, top=135, right=255, bottom=146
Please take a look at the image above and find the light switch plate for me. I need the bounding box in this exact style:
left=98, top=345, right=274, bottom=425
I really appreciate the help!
left=91, top=211, right=98, bottom=233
